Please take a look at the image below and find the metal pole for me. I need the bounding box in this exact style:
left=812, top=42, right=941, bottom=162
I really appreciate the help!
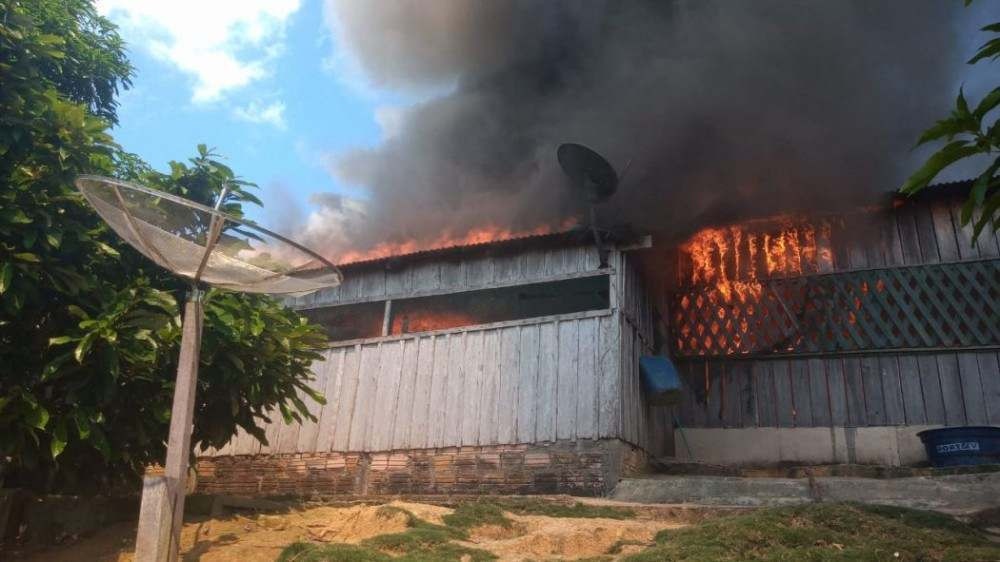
left=134, top=290, right=204, bottom=561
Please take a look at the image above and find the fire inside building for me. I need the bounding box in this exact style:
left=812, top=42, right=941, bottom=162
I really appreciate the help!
left=194, top=180, right=999, bottom=497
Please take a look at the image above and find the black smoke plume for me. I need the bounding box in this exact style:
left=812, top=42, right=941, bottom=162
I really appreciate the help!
left=311, top=0, right=969, bottom=260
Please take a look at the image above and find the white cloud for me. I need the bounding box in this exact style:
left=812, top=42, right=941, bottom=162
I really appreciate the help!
left=97, top=0, right=301, bottom=103
left=373, top=105, right=405, bottom=139
left=233, top=100, right=287, bottom=129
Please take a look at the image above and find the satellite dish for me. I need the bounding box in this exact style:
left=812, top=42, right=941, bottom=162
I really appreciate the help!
left=75, top=176, right=342, bottom=294
left=74, top=175, right=342, bottom=561
left=557, top=143, right=618, bottom=204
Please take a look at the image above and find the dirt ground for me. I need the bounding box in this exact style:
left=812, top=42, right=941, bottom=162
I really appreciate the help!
left=9, top=499, right=689, bottom=562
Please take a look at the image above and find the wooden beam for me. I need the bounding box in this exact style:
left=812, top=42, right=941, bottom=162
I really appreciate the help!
left=381, top=299, right=393, bottom=337
left=135, top=296, right=203, bottom=562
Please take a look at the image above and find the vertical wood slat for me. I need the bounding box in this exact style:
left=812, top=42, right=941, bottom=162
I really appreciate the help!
left=827, top=359, right=849, bottom=426
left=598, top=315, right=621, bottom=438
left=752, top=362, right=777, bottom=427
left=937, top=354, right=967, bottom=426
left=556, top=320, right=580, bottom=440
left=979, top=352, right=1000, bottom=424
left=443, top=333, right=467, bottom=446
left=576, top=318, right=598, bottom=439
left=860, top=357, right=885, bottom=426
left=918, top=354, right=946, bottom=425
left=517, top=325, right=540, bottom=443
left=460, top=332, right=485, bottom=445
left=807, top=358, right=830, bottom=427
left=879, top=355, right=906, bottom=425
left=370, top=341, right=404, bottom=451
left=296, top=351, right=333, bottom=452
left=790, top=359, right=813, bottom=427
left=772, top=360, right=794, bottom=427
left=957, top=352, right=988, bottom=425
left=428, top=335, right=451, bottom=448
left=535, top=322, right=559, bottom=442
left=350, top=343, right=382, bottom=451
left=478, top=329, right=501, bottom=445
left=391, top=338, right=421, bottom=449
left=408, top=336, right=436, bottom=449
left=842, top=357, right=866, bottom=427
left=896, top=355, right=926, bottom=425
left=498, top=327, right=521, bottom=444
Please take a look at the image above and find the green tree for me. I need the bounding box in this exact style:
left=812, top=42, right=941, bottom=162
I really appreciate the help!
left=901, top=8, right=1000, bottom=242
left=0, top=0, right=327, bottom=492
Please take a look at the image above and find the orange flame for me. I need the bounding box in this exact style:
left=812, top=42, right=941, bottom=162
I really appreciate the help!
left=333, top=218, right=579, bottom=265
left=678, top=218, right=834, bottom=354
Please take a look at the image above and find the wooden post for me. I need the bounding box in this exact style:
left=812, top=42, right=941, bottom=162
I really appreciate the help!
left=135, top=294, right=203, bottom=561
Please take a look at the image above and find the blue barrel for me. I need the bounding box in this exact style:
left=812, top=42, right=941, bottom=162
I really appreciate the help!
left=917, top=426, right=1000, bottom=467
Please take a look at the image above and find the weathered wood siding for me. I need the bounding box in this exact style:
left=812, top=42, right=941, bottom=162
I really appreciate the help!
left=676, top=351, right=1000, bottom=428
left=207, top=311, right=623, bottom=456
left=290, top=244, right=603, bottom=309
left=616, top=252, right=672, bottom=455
left=671, top=194, right=1000, bottom=430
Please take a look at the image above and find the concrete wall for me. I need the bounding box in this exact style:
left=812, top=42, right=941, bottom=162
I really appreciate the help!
left=673, top=425, right=942, bottom=466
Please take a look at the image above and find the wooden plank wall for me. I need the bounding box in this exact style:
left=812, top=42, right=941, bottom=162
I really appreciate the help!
left=616, top=253, right=672, bottom=455
left=207, top=312, right=622, bottom=456
left=676, top=351, right=1000, bottom=428
left=668, top=194, right=1000, bottom=430
left=290, top=244, right=603, bottom=309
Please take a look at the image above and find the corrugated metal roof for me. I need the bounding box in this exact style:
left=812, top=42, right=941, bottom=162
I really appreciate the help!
left=335, top=227, right=639, bottom=270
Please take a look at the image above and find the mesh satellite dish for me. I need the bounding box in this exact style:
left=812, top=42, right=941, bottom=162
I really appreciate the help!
left=74, top=175, right=342, bottom=562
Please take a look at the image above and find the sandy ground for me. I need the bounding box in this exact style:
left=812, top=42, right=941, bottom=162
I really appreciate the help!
left=9, top=499, right=691, bottom=561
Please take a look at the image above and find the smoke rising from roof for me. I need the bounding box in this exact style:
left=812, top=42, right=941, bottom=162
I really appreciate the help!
left=310, top=0, right=965, bottom=260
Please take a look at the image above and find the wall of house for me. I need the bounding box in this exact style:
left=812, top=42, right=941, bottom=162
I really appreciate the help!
left=666, top=193, right=1000, bottom=465
left=199, top=244, right=672, bottom=492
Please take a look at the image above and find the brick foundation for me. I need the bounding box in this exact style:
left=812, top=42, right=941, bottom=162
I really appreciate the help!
left=191, top=439, right=645, bottom=497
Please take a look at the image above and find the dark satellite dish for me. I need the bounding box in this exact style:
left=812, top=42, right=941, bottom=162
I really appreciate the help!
left=557, top=143, right=619, bottom=204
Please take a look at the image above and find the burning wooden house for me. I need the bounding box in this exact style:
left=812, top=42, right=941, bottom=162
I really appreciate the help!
left=194, top=181, right=998, bottom=496
left=195, top=230, right=668, bottom=496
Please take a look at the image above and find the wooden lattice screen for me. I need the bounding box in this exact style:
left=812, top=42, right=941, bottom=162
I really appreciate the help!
left=670, top=259, right=1000, bottom=357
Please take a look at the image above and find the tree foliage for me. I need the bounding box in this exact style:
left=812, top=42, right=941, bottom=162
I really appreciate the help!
left=901, top=13, right=1000, bottom=241
left=1, top=0, right=327, bottom=492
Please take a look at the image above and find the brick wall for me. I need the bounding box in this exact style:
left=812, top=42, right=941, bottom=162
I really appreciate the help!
left=191, top=439, right=645, bottom=497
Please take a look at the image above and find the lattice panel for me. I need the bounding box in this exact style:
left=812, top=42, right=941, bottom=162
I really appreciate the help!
left=671, top=259, right=1000, bottom=357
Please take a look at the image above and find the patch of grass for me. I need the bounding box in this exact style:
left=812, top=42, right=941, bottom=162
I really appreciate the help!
left=605, top=539, right=649, bottom=554
left=622, top=502, right=1000, bottom=562
left=276, top=542, right=390, bottom=562
left=278, top=506, right=497, bottom=562
left=652, top=528, right=671, bottom=544
left=441, top=501, right=513, bottom=530
left=500, top=498, right=636, bottom=520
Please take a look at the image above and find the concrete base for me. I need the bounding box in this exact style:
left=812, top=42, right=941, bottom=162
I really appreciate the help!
left=612, top=472, right=1000, bottom=512
left=674, top=425, right=940, bottom=466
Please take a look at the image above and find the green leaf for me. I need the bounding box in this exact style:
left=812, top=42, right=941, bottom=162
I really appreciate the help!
left=969, top=37, right=1000, bottom=64
left=48, top=335, right=74, bottom=346
left=74, top=332, right=97, bottom=362
left=95, top=241, right=120, bottom=257
left=13, top=252, right=40, bottom=263
left=51, top=421, right=68, bottom=459
left=0, top=263, right=12, bottom=294
left=914, top=117, right=966, bottom=147
left=900, top=141, right=981, bottom=194
left=25, top=404, right=50, bottom=430
left=973, top=87, right=1000, bottom=120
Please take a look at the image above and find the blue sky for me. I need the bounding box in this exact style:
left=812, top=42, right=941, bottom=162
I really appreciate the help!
left=97, top=0, right=404, bottom=229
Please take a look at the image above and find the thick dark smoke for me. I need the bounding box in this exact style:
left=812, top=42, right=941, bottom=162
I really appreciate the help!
left=312, top=0, right=967, bottom=259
